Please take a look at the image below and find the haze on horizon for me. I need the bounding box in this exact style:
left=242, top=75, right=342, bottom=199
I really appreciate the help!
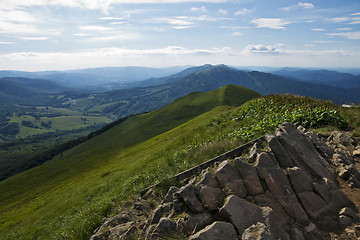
left=0, top=0, right=360, bottom=71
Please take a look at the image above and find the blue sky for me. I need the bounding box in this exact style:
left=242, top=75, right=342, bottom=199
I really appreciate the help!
left=0, top=0, right=359, bottom=71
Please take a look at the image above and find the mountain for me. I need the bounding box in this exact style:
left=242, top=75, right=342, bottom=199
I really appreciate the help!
left=273, top=69, right=360, bottom=88
left=0, top=88, right=356, bottom=239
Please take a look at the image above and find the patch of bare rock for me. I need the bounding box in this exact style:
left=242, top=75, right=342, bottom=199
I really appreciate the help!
left=90, top=122, right=360, bottom=240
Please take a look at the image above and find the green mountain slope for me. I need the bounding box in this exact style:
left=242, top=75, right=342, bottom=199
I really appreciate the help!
left=0, top=85, right=260, bottom=239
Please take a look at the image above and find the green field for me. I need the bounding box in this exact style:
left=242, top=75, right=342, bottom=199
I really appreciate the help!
left=0, top=87, right=358, bottom=240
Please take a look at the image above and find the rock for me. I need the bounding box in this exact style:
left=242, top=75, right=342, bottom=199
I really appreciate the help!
left=162, top=186, right=179, bottom=204
left=216, top=161, right=247, bottom=198
left=177, top=212, right=213, bottom=234
left=149, top=202, right=173, bottom=225
left=241, top=222, right=274, bottom=240
left=266, top=135, right=294, bottom=168
left=108, top=221, right=134, bottom=239
left=148, top=217, right=177, bottom=239
left=339, top=207, right=357, bottom=219
left=333, top=153, right=353, bottom=166
left=288, top=167, right=314, bottom=193
left=257, top=166, right=309, bottom=223
left=255, top=152, right=278, bottom=168
left=276, top=122, right=334, bottom=181
left=329, top=131, right=356, bottom=147
left=177, top=183, right=204, bottom=213
left=188, top=221, right=238, bottom=240
left=297, top=191, right=328, bottom=219
left=354, top=149, right=360, bottom=157
left=291, top=228, right=305, bottom=240
left=305, top=132, right=334, bottom=159
left=103, top=210, right=133, bottom=228
left=303, top=223, right=324, bottom=240
left=197, top=185, right=223, bottom=210
left=89, top=232, right=107, bottom=240
left=119, top=225, right=137, bottom=240
left=338, top=169, right=351, bottom=181
left=312, top=179, right=335, bottom=204
left=249, top=142, right=261, bottom=161
left=198, top=170, right=219, bottom=188
left=339, top=215, right=353, bottom=227
left=219, top=195, right=265, bottom=234
left=234, top=157, right=264, bottom=196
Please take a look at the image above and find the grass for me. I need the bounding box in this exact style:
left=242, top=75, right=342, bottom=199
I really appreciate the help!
left=0, top=91, right=357, bottom=240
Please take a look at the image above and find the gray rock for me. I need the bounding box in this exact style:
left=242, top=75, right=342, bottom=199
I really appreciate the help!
left=197, top=185, right=223, bottom=210
left=241, top=222, right=274, bottom=240
left=103, top=210, right=134, bottom=228
left=303, top=223, right=324, bottom=240
left=149, top=202, right=173, bottom=225
left=149, top=217, right=177, bottom=239
left=255, top=152, right=278, bottom=168
left=354, top=149, right=360, bottom=157
left=216, top=161, right=247, bottom=198
left=312, top=179, right=335, bottom=204
left=119, top=225, right=137, bottom=240
left=249, top=142, right=261, bottom=162
left=89, top=232, right=107, bottom=240
left=178, top=183, right=204, bottom=213
left=177, top=212, right=213, bottom=234
left=338, top=169, right=351, bottom=181
left=339, top=215, right=353, bottom=227
left=276, top=122, right=334, bottom=182
left=291, top=228, right=305, bottom=240
left=198, top=170, right=219, bottom=188
left=288, top=167, right=314, bottom=193
left=162, top=186, right=179, bottom=204
left=257, top=166, right=309, bottom=223
left=108, top=221, right=134, bottom=239
left=297, top=191, right=328, bottom=219
left=329, top=131, right=356, bottom=147
left=266, top=135, right=294, bottom=168
left=219, top=195, right=265, bottom=234
left=305, top=132, right=334, bottom=159
left=339, top=207, right=357, bottom=219
left=189, top=221, right=238, bottom=240
left=235, top=157, right=264, bottom=196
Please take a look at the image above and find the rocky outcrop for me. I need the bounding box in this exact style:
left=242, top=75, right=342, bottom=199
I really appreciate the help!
left=90, top=122, right=360, bottom=240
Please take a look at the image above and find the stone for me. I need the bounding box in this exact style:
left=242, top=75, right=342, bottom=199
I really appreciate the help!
left=305, top=132, right=334, bottom=159
left=276, top=123, right=334, bottom=181
left=257, top=167, right=309, bottom=223
left=149, top=217, right=177, bottom=239
left=291, top=228, right=305, bottom=240
left=297, top=191, right=328, bottom=219
left=103, top=210, right=133, bottom=228
left=234, top=157, right=264, bottom=196
left=177, top=183, right=204, bottom=213
left=188, top=221, right=238, bottom=240
left=303, top=223, right=324, bottom=240
left=312, top=179, right=335, bottom=204
left=197, top=185, right=223, bottom=210
left=119, top=225, right=137, bottom=240
left=198, top=170, right=219, bottom=188
left=354, top=149, right=360, bottom=157
left=149, top=202, right=173, bottom=225
left=162, top=186, right=179, bottom=204
left=241, top=222, right=274, bottom=240
left=266, top=135, right=294, bottom=168
left=89, top=232, right=107, bottom=240
left=339, top=215, right=353, bottom=227
left=255, top=152, right=278, bottom=168
left=249, top=142, right=261, bottom=161
left=339, top=207, right=357, bottom=219
left=329, top=131, right=355, bottom=147
left=177, top=212, right=213, bottom=234
left=288, top=167, right=314, bottom=193
left=219, top=195, right=265, bottom=234
left=216, top=161, right=247, bottom=198
left=338, top=169, right=351, bottom=181
left=108, top=221, right=134, bottom=239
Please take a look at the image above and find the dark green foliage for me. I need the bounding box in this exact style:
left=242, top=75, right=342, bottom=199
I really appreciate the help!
left=21, top=120, right=35, bottom=128
left=0, top=122, right=19, bottom=136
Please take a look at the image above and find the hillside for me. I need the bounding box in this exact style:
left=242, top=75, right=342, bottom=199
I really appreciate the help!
left=0, top=88, right=357, bottom=239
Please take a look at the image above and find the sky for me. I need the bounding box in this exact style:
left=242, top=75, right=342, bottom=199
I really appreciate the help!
left=0, top=0, right=360, bottom=71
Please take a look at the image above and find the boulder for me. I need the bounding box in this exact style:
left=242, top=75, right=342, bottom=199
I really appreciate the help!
left=257, top=166, right=309, bottom=223
left=162, top=186, right=179, bottom=204
left=177, top=212, right=213, bottom=234
left=197, top=185, right=223, bottom=210
left=287, top=167, right=314, bottom=194
left=305, top=132, right=334, bottom=159
left=219, top=195, right=265, bottom=234
left=108, top=221, right=134, bottom=239
left=303, top=223, right=325, bottom=240
left=354, top=149, right=360, bottom=157
left=339, top=207, right=357, bottom=219
left=234, top=157, right=264, bottom=196
left=241, top=222, right=274, bottom=240
left=177, top=183, right=204, bottom=213
left=297, top=192, right=328, bottom=219
left=291, top=228, right=305, bottom=240
left=329, top=131, right=356, bottom=147
left=255, top=152, right=278, bottom=168
left=149, top=202, right=173, bottom=225
left=266, top=135, right=294, bottom=168
left=148, top=217, right=177, bottom=239
left=216, top=161, right=247, bottom=198
left=188, top=221, right=238, bottom=240
left=197, top=170, right=219, bottom=188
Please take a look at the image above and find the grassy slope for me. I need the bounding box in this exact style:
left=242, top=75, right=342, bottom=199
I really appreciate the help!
left=0, top=85, right=260, bottom=239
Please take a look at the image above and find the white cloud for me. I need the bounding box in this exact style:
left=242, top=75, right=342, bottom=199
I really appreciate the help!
left=0, top=21, right=41, bottom=35
left=280, top=2, right=314, bottom=11
left=311, top=29, right=325, bottom=31
left=327, top=31, right=360, bottom=40
left=313, top=41, right=335, bottom=44
left=244, top=44, right=281, bottom=54
left=251, top=18, right=291, bottom=29
left=191, top=6, right=207, bottom=12
left=21, top=37, right=50, bottom=40
left=79, top=25, right=113, bottom=32
left=234, top=8, right=252, bottom=15
left=218, top=9, right=228, bottom=14
left=351, top=12, right=360, bottom=16
left=232, top=32, right=242, bottom=36
left=348, top=17, right=360, bottom=25
left=328, top=17, right=350, bottom=23
left=74, top=33, right=91, bottom=37
left=99, top=17, right=124, bottom=20
left=0, top=41, right=14, bottom=44
left=336, top=28, right=352, bottom=31
left=110, top=21, right=127, bottom=25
